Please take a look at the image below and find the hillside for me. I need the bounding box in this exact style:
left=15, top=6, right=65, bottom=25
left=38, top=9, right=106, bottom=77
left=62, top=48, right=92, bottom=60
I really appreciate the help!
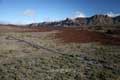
left=27, top=14, right=120, bottom=28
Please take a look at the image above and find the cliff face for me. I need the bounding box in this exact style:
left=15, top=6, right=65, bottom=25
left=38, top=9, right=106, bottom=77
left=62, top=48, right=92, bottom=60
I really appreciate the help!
left=87, top=15, right=113, bottom=26
left=113, top=16, right=120, bottom=25
left=28, top=14, right=120, bottom=28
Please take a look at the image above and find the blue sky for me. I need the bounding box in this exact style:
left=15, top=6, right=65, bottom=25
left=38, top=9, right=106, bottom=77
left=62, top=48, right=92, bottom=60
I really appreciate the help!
left=0, top=0, right=120, bottom=24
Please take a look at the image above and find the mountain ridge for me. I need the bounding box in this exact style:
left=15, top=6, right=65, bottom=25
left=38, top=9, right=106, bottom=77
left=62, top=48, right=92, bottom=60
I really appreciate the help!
left=27, top=14, right=120, bottom=28
left=0, top=14, right=120, bottom=28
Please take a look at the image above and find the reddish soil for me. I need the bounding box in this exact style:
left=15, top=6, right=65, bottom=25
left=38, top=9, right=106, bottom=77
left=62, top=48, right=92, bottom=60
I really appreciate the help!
left=0, top=26, right=120, bottom=45
left=55, top=28, right=120, bottom=45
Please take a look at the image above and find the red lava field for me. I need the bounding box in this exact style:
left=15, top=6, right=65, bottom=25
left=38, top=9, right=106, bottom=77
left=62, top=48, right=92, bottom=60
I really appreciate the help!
left=55, top=28, right=120, bottom=45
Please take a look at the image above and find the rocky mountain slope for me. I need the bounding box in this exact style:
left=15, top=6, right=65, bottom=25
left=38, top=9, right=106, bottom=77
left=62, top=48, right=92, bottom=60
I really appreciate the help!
left=28, top=14, right=120, bottom=28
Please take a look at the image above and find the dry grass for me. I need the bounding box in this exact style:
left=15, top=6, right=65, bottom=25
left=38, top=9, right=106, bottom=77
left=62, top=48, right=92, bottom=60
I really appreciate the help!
left=0, top=31, right=119, bottom=80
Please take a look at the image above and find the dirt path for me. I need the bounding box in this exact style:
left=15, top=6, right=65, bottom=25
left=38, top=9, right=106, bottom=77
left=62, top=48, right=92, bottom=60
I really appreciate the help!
left=6, top=36, right=65, bottom=55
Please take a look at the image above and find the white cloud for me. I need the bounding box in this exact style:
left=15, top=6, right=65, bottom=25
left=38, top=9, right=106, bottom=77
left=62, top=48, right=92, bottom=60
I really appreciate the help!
left=43, top=17, right=53, bottom=22
left=72, top=11, right=86, bottom=18
left=107, top=12, right=120, bottom=17
left=43, top=17, right=61, bottom=22
left=23, top=9, right=36, bottom=17
left=23, top=9, right=37, bottom=23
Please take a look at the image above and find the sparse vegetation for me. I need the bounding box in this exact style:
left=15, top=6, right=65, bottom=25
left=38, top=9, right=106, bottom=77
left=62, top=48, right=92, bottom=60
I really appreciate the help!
left=0, top=31, right=119, bottom=80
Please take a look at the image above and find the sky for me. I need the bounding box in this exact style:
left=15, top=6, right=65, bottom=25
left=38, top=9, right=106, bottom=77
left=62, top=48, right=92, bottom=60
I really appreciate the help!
left=0, top=0, right=120, bottom=24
